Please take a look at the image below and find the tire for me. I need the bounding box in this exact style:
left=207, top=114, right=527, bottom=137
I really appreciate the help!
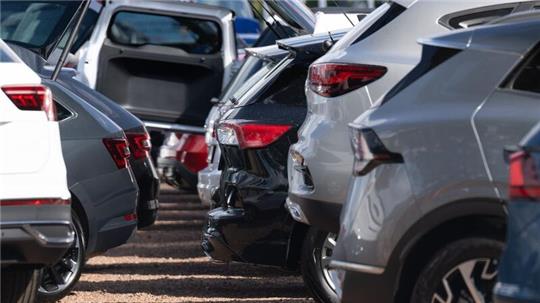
left=0, top=267, right=40, bottom=303
left=300, top=227, right=340, bottom=303
left=37, top=210, right=86, bottom=302
left=411, top=237, right=503, bottom=303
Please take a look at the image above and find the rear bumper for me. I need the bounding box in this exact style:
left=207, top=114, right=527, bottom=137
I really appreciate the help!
left=132, top=158, right=160, bottom=229
left=1, top=221, right=74, bottom=266
left=202, top=204, right=291, bottom=267
left=197, top=166, right=221, bottom=207
left=286, top=193, right=341, bottom=233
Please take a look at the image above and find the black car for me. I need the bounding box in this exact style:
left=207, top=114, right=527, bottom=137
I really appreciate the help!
left=201, top=30, right=347, bottom=303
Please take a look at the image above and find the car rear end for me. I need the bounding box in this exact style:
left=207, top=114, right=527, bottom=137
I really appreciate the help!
left=332, top=18, right=530, bottom=303
left=0, top=41, right=72, bottom=302
left=496, top=123, right=540, bottom=303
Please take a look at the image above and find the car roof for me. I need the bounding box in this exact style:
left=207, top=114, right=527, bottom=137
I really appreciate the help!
left=420, top=16, right=540, bottom=56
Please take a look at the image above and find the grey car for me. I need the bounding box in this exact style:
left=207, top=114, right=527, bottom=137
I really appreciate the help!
left=331, top=11, right=540, bottom=303
left=1, top=2, right=139, bottom=300
left=287, top=0, right=533, bottom=235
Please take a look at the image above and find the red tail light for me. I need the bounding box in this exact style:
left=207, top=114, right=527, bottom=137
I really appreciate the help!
left=2, top=84, right=56, bottom=121
left=126, top=132, right=151, bottom=160
left=509, top=151, right=540, bottom=200
left=176, top=134, right=208, bottom=173
left=217, top=122, right=291, bottom=149
left=103, top=138, right=131, bottom=169
left=0, top=198, right=70, bottom=206
left=350, top=127, right=403, bottom=176
left=308, top=63, right=387, bottom=97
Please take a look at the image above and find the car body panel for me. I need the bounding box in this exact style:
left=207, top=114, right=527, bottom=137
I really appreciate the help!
left=288, top=0, right=528, bottom=233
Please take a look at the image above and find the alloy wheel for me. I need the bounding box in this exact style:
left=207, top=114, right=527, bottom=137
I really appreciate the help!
left=39, top=223, right=82, bottom=295
left=432, top=258, right=498, bottom=303
left=318, top=232, right=340, bottom=293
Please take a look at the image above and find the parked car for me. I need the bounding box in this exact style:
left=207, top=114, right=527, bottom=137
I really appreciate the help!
left=331, top=11, right=540, bottom=303
left=202, top=30, right=348, bottom=303
left=196, top=1, right=364, bottom=207
left=493, top=13, right=540, bottom=303
left=287, top=0, right=534, bottom=237
left=1, top=1, right=145, bottom=300
left=0, top=39, right=72, bottom=303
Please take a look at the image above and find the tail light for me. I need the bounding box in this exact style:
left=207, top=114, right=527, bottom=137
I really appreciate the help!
left=2, top=84, right=56, bottom=121
left=175, top=134, right=208, bottom=173
left=308, top=63, right=387, bottom=97
left=509, top=151, right=540, bottom=200
left=0, top=198, right=70, bottom=206
left=217, top=122, right=291, bottom=149
left=126, top=132, right=151, bottom=160
left=103, top=138, right=131, bottom=169
left=350, top=127, right=403, bottom=176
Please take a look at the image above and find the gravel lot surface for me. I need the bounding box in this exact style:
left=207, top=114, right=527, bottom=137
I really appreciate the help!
left=60, top=186, right=313, bottom=303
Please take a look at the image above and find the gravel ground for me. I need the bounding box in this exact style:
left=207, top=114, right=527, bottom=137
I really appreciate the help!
left=60, top=186, right=314, bottom=303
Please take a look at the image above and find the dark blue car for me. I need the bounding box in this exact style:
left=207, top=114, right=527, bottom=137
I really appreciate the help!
left=496, top=122, right=540, bottom=302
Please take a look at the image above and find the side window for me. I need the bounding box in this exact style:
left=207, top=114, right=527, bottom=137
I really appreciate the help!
left=509, top=48, right=540, bottom=94
left=55, top=101, right=73, bottom=121
left=439, top=5, right=515, bottom=30
left=108, top=11, right=222, bottom=55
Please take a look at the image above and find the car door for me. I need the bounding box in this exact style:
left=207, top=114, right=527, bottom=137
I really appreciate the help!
left=474, top=44, right=540, bottom=198
left=93, top=2, right=235, bottom=128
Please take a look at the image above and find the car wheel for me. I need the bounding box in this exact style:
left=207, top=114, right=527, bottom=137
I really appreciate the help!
left=301, top=227, right=340, bottom=303
left=411, top=237, right=503, bottom=303
left=1, top=267, right=40, bottom=303
left=38, top=211, right=86, bottom=302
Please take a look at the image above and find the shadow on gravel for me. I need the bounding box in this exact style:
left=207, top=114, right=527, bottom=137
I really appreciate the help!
left=69, top=185, right=312, bottom=302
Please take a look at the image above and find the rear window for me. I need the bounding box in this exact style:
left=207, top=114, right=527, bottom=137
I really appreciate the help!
left=108, top=11, right=222, bottom=55
left=0, top=1, right=80, bottom=50
left=505, top=46, right=540, bottom=95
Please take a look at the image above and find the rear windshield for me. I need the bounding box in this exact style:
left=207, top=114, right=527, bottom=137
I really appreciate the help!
left=108, top=11, right=222, bottom=55
left=0, top=1, right=80, bottom=50
left=231, top=59, right=280, bottom=103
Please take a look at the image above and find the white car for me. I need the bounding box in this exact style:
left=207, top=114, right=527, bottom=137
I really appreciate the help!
left=0, top=40, right=72, bottom=303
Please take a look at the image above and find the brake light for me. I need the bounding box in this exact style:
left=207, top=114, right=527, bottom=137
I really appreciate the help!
left=217, top=122, right=291, bottom=149
left=2, top=84, right=56, bottom=121
left=0, top=198, right=70, bottom=206
left=126, top=132, right=151, bottom=160
left=103, top=138, right=131, bottom=169
left=308, top=63, right=387, bottom=97
left=509, top=151, right=540, bottom=200
left=350, top=127, right=403, bottom=176
left=176, top=134, right=208, bottom=173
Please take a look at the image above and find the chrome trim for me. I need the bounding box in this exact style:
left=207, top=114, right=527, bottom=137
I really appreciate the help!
left=144, top=121, right=205, bottom=134
left=329, top=260, right=385, bottom=275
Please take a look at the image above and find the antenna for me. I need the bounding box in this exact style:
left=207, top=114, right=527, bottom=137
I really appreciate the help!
left=331, top=0, right=355, bottom=27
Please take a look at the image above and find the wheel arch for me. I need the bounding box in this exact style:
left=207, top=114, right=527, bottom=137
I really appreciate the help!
left=392, top=198, right=507, bottom=302
left=69, top=191, right=89, bottom=246
left=285, top=220, right=310, bottom=269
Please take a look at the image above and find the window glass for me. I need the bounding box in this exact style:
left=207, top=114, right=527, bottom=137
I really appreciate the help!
left=55, top=101, right=73, bottom=121
left=109, top=11, right=221, bottom=55
left=512, top=49, right=540, bottom=94
left=0, top=1, right=80, bottom=50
